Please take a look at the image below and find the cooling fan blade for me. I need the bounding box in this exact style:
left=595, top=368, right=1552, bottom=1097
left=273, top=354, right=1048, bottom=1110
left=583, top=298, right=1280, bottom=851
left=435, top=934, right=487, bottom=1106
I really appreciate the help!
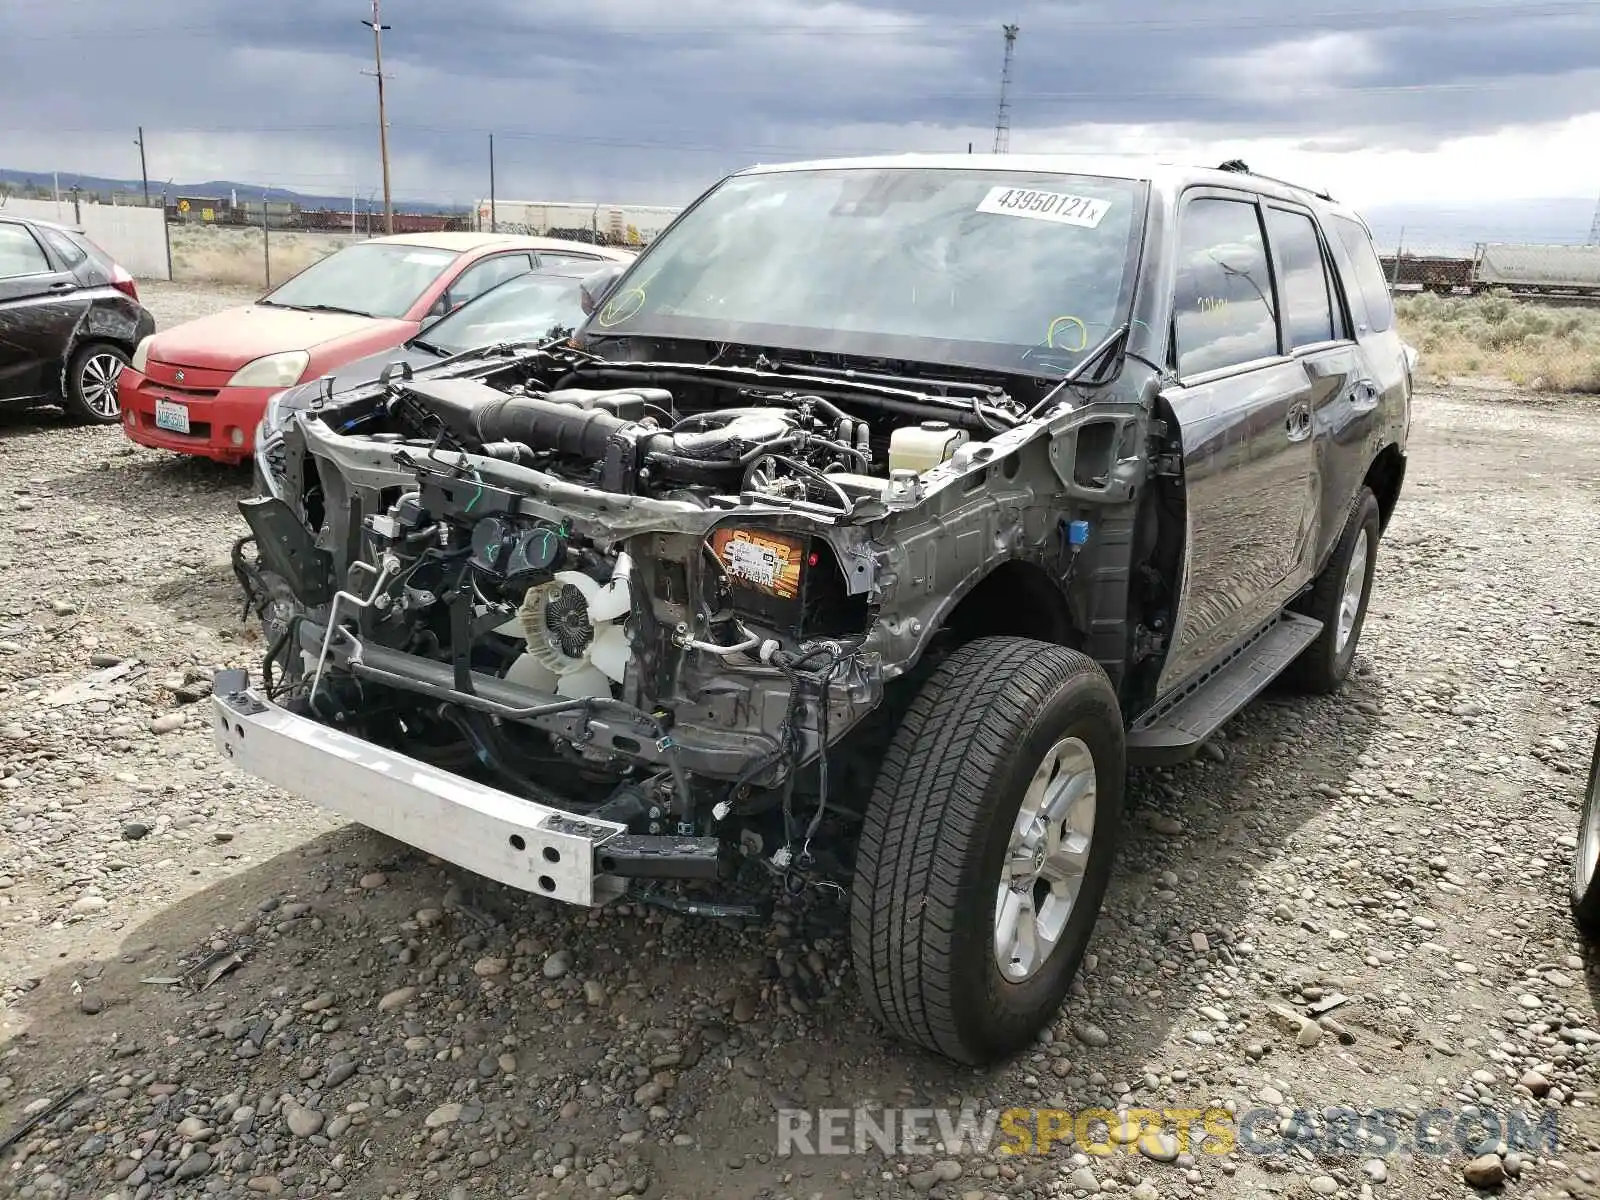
left=589, top=624, right=631, bottom=682
left=511, top=561, right=635, bottom=694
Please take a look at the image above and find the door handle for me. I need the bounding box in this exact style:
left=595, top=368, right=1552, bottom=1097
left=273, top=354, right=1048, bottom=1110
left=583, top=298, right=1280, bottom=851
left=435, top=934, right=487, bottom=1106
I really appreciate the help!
left=47, top=281, right=74, bottom=292
left=1285, top=403, right=1312, bottom=442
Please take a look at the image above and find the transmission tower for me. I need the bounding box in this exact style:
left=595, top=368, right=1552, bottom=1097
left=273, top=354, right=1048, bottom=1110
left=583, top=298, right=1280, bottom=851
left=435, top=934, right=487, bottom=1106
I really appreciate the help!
left=992, top=24, right=1019, bottom=154
left=1589, top=192, right=1600, bottom=244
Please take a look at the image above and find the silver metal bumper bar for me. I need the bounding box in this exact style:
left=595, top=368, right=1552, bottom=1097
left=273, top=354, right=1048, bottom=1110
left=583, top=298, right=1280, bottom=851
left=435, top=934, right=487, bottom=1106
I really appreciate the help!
left=211, top=674, right=627, bottom=906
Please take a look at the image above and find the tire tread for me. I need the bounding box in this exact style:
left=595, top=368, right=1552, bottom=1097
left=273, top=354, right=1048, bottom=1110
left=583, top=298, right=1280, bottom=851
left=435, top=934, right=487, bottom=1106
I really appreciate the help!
left=1288, top=486, right=1381, bottom=694
left=850, top=636, right=1120, bottom=1061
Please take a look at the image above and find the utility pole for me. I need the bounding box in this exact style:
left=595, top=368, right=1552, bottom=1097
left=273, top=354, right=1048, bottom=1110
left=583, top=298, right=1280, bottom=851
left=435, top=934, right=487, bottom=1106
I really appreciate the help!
left=1588, top=193, right=1600, bottom=245
left=992, top=24, right=1019, bottom=154
left=162, top=184, right=173, bottom=281
left=362, top=0, right=394, bottom=234
left=1391, top=226, right=1406, bottom=289
left=135, top=127, right=150, bottom=206
left=488, top=133, right=497, bottom=232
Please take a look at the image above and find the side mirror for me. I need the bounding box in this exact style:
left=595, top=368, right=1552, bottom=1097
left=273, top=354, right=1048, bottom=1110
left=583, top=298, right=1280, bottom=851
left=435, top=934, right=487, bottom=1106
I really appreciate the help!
left=579, top=263, right=627, bottom=316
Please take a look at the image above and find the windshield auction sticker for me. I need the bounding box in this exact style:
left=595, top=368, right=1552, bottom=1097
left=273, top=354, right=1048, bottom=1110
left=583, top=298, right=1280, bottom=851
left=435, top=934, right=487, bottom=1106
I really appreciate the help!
left=976, top=186, right=1110, bottom=228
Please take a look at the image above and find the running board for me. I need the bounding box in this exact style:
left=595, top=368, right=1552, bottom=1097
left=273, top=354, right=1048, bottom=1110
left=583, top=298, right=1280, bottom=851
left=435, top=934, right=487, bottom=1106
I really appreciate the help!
left=1127, top=612, right=1323, bottom=767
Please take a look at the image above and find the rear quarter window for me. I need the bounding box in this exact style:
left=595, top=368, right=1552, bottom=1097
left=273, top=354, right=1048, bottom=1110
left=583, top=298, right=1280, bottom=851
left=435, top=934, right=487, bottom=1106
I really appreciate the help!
left=1328, top=215, right=1393, bottom=334
left=37, top=226, right=88, bottom=268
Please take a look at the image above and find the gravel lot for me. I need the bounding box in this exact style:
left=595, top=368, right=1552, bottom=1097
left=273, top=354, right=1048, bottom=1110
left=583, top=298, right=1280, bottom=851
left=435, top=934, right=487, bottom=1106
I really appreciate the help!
left=1, top=282, right=1597, bottom=1200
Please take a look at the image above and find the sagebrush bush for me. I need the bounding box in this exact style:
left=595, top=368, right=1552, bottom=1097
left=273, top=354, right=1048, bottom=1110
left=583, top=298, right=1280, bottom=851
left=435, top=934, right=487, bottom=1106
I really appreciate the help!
left=168, top=225, right=353, bottom=290
left=1395, top=291, right=1600, bottom=394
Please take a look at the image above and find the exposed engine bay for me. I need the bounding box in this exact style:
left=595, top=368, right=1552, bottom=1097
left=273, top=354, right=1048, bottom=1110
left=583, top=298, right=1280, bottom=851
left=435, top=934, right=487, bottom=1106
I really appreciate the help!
left=236, top=342, right=1144, bottom=913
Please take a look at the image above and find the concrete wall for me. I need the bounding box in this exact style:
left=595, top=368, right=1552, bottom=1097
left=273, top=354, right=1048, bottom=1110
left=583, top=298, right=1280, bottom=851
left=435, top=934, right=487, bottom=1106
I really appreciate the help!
left=0, top=198, right=170, bottom=280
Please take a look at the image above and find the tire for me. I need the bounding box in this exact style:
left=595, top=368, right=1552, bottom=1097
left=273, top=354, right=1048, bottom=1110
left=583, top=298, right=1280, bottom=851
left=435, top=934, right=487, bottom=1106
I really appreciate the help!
left=1571, top=725, right=1600, bottom=936
left=1288, top=486, right=1382, bottom=693
left=64, top=341, right=129, bottom=424
left=850, top=636, right=1125, bottom=1064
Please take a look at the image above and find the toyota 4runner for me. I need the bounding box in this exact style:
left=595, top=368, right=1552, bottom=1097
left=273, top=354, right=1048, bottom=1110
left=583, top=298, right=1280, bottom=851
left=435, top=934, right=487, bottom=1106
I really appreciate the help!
left=219, top=154, right=1411, bottom=1064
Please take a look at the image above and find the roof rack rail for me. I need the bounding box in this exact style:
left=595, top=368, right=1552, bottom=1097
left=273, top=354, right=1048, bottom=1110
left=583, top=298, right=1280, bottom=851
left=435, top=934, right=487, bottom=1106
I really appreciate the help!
left=1213, top=160, right=1334, bottom=203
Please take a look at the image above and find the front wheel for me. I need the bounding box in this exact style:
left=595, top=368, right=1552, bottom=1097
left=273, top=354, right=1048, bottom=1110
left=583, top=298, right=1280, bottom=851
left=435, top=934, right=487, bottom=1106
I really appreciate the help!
left=64, top=341, right=129, bottom=424
left=850, top=636, right=1125, bottom=1064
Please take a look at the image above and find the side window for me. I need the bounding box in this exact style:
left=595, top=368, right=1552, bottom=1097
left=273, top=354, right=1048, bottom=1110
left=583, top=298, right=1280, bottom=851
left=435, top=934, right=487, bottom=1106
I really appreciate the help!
left=0, top=224, right=51, bottom=279
left=1329, top=216, right=1394, bottom=334
left=1171, top=196, right=1279, bottom=377
left=38, top=227, right=88, bottom=268
left=448, top=254, right=533, bottom=309
left=1265, top=207, right=1337, bottom=349
left=534, top=251, right=599, bottom=268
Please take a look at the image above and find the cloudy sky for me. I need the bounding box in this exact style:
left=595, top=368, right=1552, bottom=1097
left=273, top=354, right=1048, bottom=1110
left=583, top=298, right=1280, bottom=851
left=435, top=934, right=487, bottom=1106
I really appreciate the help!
left=2, top=0, right=1599, bottom=247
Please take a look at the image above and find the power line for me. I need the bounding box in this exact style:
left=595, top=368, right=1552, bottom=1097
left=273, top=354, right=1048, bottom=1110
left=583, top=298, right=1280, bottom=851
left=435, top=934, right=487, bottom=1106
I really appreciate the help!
left=3, top=69, right=1595, bottom=143
left=10, top=0, right=1600, bottom=42
left=12, top=69, right=1600, bottom=148
left=6, top=70, right=1600, bottom=168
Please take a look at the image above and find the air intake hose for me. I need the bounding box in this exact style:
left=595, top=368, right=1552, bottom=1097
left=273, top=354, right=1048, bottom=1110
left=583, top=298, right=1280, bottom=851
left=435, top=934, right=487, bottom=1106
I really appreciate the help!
left=406, top=379, right=667, bottom=460
left=404, top=380, right=793, bottom=479
left=475, top=395, right=643, bottom=458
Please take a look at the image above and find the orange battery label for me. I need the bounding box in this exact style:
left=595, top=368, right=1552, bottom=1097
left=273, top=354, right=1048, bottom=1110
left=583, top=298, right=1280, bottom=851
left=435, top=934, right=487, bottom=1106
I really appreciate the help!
left=711, top=529, right=803, bottom=600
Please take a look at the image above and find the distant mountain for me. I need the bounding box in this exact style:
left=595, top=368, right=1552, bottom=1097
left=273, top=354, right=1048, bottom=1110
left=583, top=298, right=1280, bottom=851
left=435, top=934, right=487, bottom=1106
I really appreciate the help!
left=0, top=167, right=466, bottom=214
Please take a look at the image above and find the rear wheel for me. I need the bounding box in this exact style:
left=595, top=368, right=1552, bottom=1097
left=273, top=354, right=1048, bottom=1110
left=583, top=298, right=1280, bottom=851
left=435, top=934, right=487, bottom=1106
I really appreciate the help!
left=64, top=342, right=128, bottom=424
left=1288, top=486, right=1381, bottom=693
left=850, top=636, right=1125, bottom=1064
left=1571, top=725, right=1600, bottom=936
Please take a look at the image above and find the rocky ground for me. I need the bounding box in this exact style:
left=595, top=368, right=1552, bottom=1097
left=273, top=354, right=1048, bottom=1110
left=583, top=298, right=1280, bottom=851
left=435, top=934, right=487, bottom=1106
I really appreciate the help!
left=0, top=285, right=1596, bottom=1199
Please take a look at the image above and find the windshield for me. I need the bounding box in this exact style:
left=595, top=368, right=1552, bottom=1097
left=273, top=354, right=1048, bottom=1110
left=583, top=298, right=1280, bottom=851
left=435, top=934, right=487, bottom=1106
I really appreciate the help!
left=583, top=166, right=1147, bottom=376
left=261, top=241, right=459, bottom=319
left=422, top=272, right=585, bottom=354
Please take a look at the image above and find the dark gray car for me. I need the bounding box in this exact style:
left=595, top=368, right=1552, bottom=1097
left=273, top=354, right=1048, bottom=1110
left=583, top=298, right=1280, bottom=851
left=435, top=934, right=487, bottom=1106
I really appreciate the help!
left=220, top=154, right=1411, bottom=1065
left=0, top=214, right=155, bottom=421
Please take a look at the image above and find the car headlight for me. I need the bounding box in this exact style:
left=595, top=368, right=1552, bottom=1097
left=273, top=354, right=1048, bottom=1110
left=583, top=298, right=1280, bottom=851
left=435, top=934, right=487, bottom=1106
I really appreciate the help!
left=228, top=351, right=310, bottom=389
left=130, top=335, right=153, bottom=373
left=260, top=389, right=290, bottom=436
left=254, top=430, right=285, bottom=500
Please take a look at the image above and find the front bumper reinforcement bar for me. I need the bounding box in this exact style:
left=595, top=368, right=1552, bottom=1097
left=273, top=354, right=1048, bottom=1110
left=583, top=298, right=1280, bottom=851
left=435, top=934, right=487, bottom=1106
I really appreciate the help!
left=211, top=669, right=730, bottom=906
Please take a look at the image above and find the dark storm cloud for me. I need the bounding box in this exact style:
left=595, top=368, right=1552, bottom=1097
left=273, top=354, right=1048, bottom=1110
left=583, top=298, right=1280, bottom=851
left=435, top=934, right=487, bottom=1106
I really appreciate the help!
left=1, top=0, right=1598, bottom=201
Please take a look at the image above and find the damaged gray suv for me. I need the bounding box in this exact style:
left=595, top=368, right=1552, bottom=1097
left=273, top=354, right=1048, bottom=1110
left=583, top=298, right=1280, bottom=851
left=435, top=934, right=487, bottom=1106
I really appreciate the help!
left=222, top=154, right=1410, bottom=1064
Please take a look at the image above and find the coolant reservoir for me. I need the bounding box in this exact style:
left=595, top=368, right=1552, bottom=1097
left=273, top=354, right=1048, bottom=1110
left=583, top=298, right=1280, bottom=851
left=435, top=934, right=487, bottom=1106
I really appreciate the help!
left=888, top=420, right=970, bottom=474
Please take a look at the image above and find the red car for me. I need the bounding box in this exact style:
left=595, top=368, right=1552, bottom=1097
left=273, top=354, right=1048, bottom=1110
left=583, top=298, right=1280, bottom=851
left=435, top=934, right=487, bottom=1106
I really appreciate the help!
left=119, top=232, right=632, bottom=464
